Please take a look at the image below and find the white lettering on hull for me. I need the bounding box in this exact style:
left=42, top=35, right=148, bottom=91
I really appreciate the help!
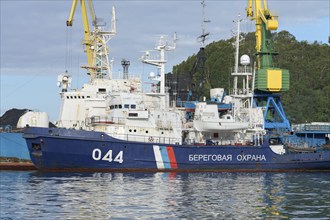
left=189, top=154, right=266, bottom=162
left=189, top=154, right=233, bottom=162
left=237, top=154, right=266, bottom=161
left=92, top=148, right=124, bottom=163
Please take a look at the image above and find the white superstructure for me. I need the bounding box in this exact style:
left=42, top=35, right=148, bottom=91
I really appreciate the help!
left=55, top=29, right=183, bottom=144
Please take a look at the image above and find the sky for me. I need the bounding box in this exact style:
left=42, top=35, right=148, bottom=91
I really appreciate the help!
left=1, top=0, right=329, bottom=122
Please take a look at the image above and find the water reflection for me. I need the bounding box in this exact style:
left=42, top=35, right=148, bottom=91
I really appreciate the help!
left=0, top=171, right=329, bottom=219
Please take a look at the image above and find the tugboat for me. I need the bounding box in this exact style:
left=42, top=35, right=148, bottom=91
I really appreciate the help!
left=23, top=0, right=330, bottom=171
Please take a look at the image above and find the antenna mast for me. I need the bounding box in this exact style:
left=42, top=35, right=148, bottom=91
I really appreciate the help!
left=233, top=14, right=243, bottom=95
left=198, top=0, right=210, bottom=48
left=190, top=0, right=211, bottom=100
left=141, top=34, right=177, bottom=94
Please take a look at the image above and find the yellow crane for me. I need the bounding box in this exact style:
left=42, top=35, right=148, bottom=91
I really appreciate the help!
left=246, top=0, right=291, bottom=131
left=67, top=0, right=96, bottom=79
left=246, top=0, right=278, bottom=58
left=246, top=0, right=289, bottom=92
left=66, top=0, right=117, bottom=81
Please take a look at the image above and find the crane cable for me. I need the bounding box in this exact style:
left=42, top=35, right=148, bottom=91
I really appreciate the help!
left=65, top=27, right=73, bottom=74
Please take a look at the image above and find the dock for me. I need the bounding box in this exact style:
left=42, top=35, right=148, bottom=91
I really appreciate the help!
left=0, top=162, right=36, bottom=170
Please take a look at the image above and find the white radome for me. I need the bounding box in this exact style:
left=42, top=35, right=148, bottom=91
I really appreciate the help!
left=240, top=54, right=250, bottom=66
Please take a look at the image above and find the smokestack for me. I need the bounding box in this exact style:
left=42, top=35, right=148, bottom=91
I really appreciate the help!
left=121, top=59, right=130, bottom=79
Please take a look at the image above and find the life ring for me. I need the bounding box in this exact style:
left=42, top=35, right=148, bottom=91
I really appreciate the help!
left=148, top=136, right=154, bottom=142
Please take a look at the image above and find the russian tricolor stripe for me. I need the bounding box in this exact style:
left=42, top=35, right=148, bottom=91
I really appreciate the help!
left=153, top=145, right=178, bottom=169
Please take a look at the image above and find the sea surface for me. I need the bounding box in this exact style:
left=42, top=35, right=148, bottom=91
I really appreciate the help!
left=0, top=171, right=329, bottom=219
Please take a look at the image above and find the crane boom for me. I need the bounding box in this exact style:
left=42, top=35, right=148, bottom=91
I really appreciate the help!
left=246, top=0, right=278, bottom=60
left=66, top=0, right=96, bottom=80
left=246, top=0, right=289, bottom=93
left=66, top=0, right=78, bottom=27
left=67, top=0, right=96, bottom=26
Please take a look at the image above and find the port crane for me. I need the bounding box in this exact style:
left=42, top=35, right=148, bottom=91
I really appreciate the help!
left=66, top=0, right=116, bottom=81
left=246, top=0, right=290, bottom=131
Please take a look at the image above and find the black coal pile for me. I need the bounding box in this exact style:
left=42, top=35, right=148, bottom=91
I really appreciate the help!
left=0, top=108, right=29, bottom=127
left=0, top=108, right=55, bottom=128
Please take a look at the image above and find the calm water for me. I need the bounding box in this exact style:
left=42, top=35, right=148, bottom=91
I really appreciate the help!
left=0, top=171, right=329, bottom=219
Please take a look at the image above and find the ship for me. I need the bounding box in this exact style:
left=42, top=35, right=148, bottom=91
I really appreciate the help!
left=23, top=1, right=330, bottom=172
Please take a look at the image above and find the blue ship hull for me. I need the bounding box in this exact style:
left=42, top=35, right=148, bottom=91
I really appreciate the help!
left=23, top=127, right=330, bottom=172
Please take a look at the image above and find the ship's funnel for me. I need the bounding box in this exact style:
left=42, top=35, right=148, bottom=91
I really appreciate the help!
left=121, top=59, right=130, bottom=79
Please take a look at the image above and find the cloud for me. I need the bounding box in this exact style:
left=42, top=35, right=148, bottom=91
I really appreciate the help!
left=1, top=0, right=329, bottom=77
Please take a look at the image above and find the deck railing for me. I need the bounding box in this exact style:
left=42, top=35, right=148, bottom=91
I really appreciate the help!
left=292, top=123, right=330, bottom=133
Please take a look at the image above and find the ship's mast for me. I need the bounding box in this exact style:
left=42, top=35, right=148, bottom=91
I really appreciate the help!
left=199, top=0, right=210, bottom=48
left=232, top=14, right=252, bottom=96
left=190, top=0, right=210, bottom=100
left=141, top=34, right=177, bottom=94
left=233, top=14, right=242, bottom=95
left=231, top=15, right=254, bottom=126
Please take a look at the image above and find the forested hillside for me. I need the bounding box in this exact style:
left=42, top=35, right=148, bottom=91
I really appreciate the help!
left=171, top=31, right=330, bottom=123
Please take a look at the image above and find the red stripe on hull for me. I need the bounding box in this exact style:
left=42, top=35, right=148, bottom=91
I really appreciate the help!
left=166, top=146, right=178, bottom=169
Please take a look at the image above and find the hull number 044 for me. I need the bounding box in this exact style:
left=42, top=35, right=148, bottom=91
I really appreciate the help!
left=92, top=149, right=124, bottom=163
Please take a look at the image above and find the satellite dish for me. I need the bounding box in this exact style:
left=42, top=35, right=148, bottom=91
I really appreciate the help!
left=240, top=54, right=250, bottom=66
left=149, top=72, right=155, bottom=78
